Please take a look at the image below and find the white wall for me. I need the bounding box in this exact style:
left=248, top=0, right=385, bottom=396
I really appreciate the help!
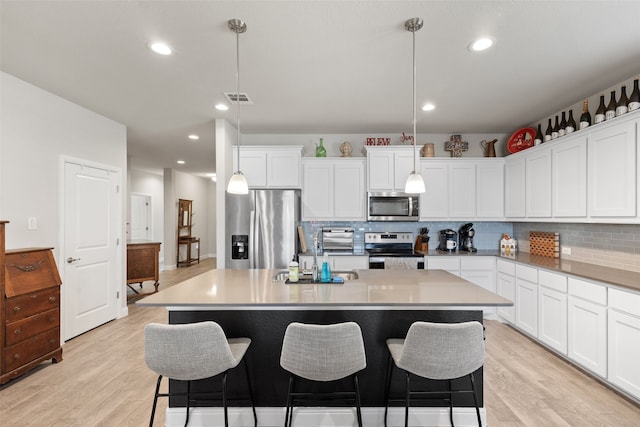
left=0, top=72, right=128, bottom=313
left=128, top=169, right=165, bottom=264
left=215, top=118, right=237, bottom=269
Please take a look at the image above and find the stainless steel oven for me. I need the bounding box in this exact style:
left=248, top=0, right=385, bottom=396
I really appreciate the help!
left=367, top=192, right=419, bottom=222
left=365, top=232, right=425, bottom=269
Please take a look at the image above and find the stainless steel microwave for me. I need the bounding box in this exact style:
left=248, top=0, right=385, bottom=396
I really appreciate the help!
left=367, top=192, right=419, bottom=221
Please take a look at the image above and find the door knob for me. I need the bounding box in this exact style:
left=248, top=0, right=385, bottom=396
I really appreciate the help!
left=66, top=257, right=81, bottom=264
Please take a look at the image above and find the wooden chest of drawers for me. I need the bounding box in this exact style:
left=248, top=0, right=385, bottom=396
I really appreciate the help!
left=1, top=241, right=63, bottom=385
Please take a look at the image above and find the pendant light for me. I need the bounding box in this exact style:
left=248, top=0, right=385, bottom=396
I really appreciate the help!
left=226, top=19, right=249, bottom=194
left=404, top=17, right=426, bottom=194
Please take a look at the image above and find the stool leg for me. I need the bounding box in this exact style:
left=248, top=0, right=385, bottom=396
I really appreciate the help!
left=353, top=374, right=363, bottom=427
left=284, top=375, right=294, bottom=427
left=404, top=372, right=410, bottom=427
left=243, top=358, right=258, bottom=427
left=383, top=354, right=394, bottom=427
left=222, top=372, right=229, bottom=427
left=448, top=379, right=454, bottom=427
left=149, top=375, right=163, bottom=427
left=469, top=373, right=482, bottom=427
left=184, top=380, right=191, bottom=427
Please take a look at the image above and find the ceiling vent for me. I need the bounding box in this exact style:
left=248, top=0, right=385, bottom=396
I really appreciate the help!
left=224, top=92, right=254, bottom=105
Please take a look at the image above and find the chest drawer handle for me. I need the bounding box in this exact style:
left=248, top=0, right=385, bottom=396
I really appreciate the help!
left=49, top=339, right=56, bottom=344
left=49, top=296, right=57, bottom=303
left=49, top=317, right=56, bottom=323
left=14, top=328, right=22, bottom=335
left=14, top=353, right=21, bottom=360
left=13, top=306, right=21, bottom=313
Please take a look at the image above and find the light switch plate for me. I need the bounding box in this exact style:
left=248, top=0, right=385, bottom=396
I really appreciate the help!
left=28, top=217, right=37, bottom=230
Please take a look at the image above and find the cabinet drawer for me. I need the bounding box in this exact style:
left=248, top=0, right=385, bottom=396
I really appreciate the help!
left=461, top=257, right=495, bottom=270
left=516, top=264, right=537, bottom=282
left=4, top=327, right=60, bottom=372
left=538, top=270, right=567, bottom=293
left=5, top=308, right=60, bottom=347
left=5, top=249, right=61, bottom=297
left=568, top=277, right=607, bottom=305
left=5, top=288, right=60, bottom=322
left=609, top=288, right=640, bottom=317
left=427, top=257, right=460, bottom=271
left=496, top=259, right=515, bottom=275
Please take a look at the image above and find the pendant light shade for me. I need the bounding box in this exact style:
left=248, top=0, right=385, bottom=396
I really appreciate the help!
left=404, top=17, right=425, bottom=194
left=226, top=19, right=249, bottom=195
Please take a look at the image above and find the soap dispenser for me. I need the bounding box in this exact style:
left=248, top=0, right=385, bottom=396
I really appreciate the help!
left=288, top=255, right=299, bottom=283
left=321, top=253, right=331, bottom=283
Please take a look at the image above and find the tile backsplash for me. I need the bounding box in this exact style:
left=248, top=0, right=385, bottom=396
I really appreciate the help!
left=513, top=223, right=640, bottom=273
left=301, top=221, right=513, bottom=254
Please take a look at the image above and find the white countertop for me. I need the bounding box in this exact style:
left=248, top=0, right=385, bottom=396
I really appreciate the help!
left=136, top=268, right=512, bottom=309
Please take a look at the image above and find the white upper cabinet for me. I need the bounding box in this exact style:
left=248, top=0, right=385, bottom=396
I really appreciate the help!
left=233, top=146, right=302, bottom=188
left=525, top=148, right=552, bottom=217
left=504, top=156, right=526, bottom=218
left=588, top=120, right=637, bottom=218
left=366, top=146, right=415, bottom=191
left=302, top=158, right=366, bottom=221
left=476, top=159, right=505, bottom=219
left=552, top=136, right=587, bottom=217
left=419, top=160, right=449, bottom=218
left=448, top=161, right=476, bottom=218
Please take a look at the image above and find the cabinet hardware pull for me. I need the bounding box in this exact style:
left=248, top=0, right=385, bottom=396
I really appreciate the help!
left=66, top=257, right=81, bottom=264
left=49, top=339, right=55, bottom=344
left=14, top=329, right=21, bottom=335
left=49, top=317, right=55, bottom=322
left=14, top=354, right=20, bottom=359
left=49, top=297, right=56, bottom=302
left=8, top=260, right=44, bottom=272
left=13, top=306, right=21, bottom=312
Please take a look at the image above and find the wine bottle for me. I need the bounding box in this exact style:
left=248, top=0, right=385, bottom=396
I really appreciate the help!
left=616, top=86, right=629, bottom=116
left=579, top=99, right=591, bottom=130
left=566, top=110, right=576, bottom=134
left=535, top=123, right=543, bottom=145
left=544, top=118, right=552, bottom=142
left=594, top=95, right=606, bottom=124
left=629, top=78, right=640, bottom=111
left=558, top=112, right=567, bottom=137
left=551, top=115, right=559, bottom=139
left=605, top=90, right=616, bottom=120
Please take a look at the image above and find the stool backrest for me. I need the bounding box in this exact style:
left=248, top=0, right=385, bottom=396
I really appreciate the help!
left=144, top=321, right=237, bottom=381
left=397, top=321, right=484, bottom=380
left=280, top=322, right=366, bottom=382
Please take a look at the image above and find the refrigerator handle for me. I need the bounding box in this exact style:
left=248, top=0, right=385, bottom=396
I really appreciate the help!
left=249, top=210, right=256, bottom=269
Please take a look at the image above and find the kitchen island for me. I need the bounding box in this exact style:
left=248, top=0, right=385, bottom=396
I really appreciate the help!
left=138, top=269, right=512, bottom=427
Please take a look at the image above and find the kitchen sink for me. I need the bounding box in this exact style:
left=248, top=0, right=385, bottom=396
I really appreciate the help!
left=272, top=270, right=359, bottom=282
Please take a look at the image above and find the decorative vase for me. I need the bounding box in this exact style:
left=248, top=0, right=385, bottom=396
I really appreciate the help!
left=315, top=138, right=327, bottom=157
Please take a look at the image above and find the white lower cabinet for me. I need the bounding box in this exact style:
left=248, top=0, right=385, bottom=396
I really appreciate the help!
left=515, top=265, right=538, bottom=337
left=568, top=278, right=607, bottom=378
left=460, top=257, right=497, bottom=319
left=426, top=257, right=460, bottom=276
left=607, top=288, right=640, bottom=400
left=538, top=270, right=568, bottom=354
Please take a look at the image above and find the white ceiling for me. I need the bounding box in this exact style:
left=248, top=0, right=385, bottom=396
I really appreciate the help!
left=2, top=1, right=640, bottom=177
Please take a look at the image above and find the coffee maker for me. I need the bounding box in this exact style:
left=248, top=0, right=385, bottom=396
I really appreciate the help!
left=458, top=223, right=477, bottom=252
left=438, top=229, right=458, bottom=252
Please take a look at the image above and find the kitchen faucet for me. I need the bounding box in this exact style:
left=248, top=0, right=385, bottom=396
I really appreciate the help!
left=312, top=230, right=319, bottom=282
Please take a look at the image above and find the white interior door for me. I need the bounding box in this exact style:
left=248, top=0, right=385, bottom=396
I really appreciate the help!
left=130, top=193, right=151, bottom=240
left=64, top=162, right=119, bottom=340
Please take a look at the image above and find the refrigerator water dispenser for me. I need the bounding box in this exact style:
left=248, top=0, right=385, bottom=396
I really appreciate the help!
left=231, top=235, right=248, bottom=260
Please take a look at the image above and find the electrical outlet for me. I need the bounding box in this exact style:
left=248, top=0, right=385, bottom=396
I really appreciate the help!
left=561, top=246, right=571, bottom=255
left=27, top=217, right=37, bottom=230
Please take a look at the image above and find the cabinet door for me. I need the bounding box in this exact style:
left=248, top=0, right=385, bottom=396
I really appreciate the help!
left=334, top=160, right=366, bottom=220
left=461, top=267, right=496, bottom=319
left=504, top=156, right=526, bottom=217
left=476, top=160, right=505, bottom=218
left=426, top=257, right=460, bottom=276
left=331, top=256, right=369, bottom=270
left=267, top=151, right=300, bottom=188
left=552, top=137, right=587, bottom=217
left=568, top=295, right=607, bottom=377
left=538, top=286, right=568, bottom=354
left=449, top=162, right=476, bottom=218
left=301, top=162, right=333, bottom=219
left=588, top=121, right=636, bottom=217
left=497, top=272, right=516, bottom=324
left=367, top=151, right=394, bottom=191
left=516, top=277, right=538, bottom=337
left=608, top=309, right=640, bottom=399
left=525, top=148, right=552, bottom=217
left=235, top=149, right=267, bottom=188
left=419, top=161, right=448, bottom=219
left=394, top=150, right=416, bottom=191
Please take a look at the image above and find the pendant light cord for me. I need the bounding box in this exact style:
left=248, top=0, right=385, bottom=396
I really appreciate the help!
left=412, top=27, right=417, bottom=173
left=235, top=26, right=241, bottom=174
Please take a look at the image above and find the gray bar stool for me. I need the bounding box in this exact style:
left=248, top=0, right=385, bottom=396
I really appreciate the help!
left=384, top=321, right=485, bottom=427
left=144, top=321, right=257, bottom=427
left=279, top=321, right=366, bottom=427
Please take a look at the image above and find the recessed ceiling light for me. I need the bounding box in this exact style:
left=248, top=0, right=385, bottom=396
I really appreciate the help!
left=215, top=103, right=229, bottom=111
left=421, top=103, right=436, bottom=111
left=188, top=134, right=199, bottom=140
left=469, top=37, right=494, bottom=52
left=149, top=42, right=173, bottom=55
left=177, top=160, right=185, bottom=165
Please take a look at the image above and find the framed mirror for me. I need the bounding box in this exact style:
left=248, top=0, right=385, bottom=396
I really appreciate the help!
left=178, top=199, right=192, bottom=228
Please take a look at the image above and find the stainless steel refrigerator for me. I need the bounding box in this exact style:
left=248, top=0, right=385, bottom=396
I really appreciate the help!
left=225, top=189, right=301, bottom=269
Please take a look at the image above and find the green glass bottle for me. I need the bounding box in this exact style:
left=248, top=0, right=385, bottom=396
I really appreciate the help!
left=315, top=138, right=327, bottom=157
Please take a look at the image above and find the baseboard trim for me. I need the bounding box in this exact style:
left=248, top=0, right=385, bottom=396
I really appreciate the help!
left=166, top=406, right=486, bottom=426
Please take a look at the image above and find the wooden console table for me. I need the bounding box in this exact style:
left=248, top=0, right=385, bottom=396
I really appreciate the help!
left=126, top=241, right=161, bottom=302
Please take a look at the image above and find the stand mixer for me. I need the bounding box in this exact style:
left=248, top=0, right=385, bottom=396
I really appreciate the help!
left=458, top=223, right=477, bottom=253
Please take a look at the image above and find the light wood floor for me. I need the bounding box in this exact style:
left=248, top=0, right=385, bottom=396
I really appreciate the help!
left=1, top=258, right=639, bottom=426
